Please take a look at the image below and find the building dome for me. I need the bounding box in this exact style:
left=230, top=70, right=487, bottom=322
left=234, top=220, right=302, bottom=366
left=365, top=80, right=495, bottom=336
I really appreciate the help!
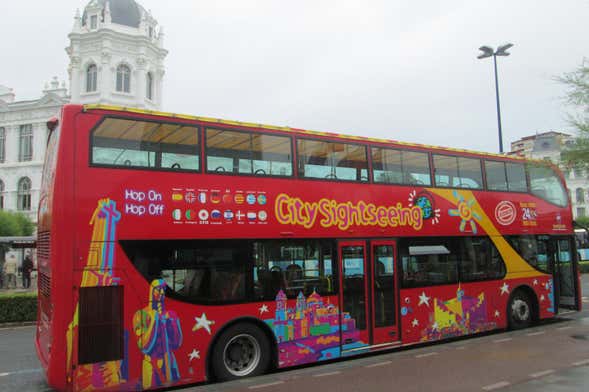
left=83, top=0, right=144, bottom=28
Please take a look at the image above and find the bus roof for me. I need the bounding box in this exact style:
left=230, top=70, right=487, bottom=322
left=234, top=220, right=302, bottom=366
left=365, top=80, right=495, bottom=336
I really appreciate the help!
left=82, top=104, right=528, bottom=162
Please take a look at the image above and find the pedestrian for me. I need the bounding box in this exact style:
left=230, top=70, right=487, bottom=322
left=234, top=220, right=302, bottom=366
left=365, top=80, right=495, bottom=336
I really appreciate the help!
left=3, top=255, right=17, bottom=289
left=22, top=254, right=34, bottom=289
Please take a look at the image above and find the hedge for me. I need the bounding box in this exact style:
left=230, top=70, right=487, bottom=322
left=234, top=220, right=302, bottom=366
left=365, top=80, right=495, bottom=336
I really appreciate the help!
left=580, top=261, right=589, bottom=274
left=0, top=292, right=37, bottom=323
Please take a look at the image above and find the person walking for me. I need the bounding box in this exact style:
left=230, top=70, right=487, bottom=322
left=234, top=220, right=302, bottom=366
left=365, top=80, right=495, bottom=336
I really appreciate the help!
left=22, top=254, right=34, bottom=289
left=3, top=255, right=17, bottom=289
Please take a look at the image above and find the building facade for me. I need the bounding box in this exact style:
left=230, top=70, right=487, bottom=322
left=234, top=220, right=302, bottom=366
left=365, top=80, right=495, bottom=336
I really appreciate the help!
left=0, top=0, right=166, bottom=225
left=510, top=131, right=589, bottom=219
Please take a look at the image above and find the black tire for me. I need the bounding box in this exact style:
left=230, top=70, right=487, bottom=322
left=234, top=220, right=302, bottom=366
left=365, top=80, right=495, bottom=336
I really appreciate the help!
left=211, top=323, right=271, bottom=381
left=507, top=290, right=533, bottom=330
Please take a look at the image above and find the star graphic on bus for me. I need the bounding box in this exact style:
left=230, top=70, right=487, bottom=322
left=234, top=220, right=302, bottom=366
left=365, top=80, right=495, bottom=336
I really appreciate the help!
left=193, top=313, right=215, bottom=335
left=448, top=191, right=481, bottom=234
left=494, top=310, right=500, bottom=317
left=259, top=304, right=269, bottom=314
left=418, top=292, right=431, bottom=307
left=188, top=349, right=200, bottom=362
left=412, top=318, right=419, bottom=327
left=500, top=283, right=510, bottom=295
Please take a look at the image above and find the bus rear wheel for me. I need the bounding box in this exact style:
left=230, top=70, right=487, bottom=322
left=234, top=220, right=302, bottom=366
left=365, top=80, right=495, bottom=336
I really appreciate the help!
left=507, top=290, right=533, bottom=329
left=211, top=323, right=271, bottom=381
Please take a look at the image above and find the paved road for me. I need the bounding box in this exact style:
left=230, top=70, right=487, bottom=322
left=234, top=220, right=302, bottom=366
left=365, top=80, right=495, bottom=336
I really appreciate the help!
left=1, top=275, right=588, bottom=392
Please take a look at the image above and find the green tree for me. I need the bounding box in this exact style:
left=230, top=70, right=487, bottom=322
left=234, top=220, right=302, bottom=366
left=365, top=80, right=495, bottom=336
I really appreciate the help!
left=0, top=211, right=34, bottom=236
left=558, top=59, right=589, bottom=168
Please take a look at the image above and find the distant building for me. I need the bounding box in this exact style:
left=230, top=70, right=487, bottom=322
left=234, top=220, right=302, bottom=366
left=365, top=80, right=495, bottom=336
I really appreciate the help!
left=509, top=131, right=588, bottom=219
left=0, top=0, right=167, bottom=225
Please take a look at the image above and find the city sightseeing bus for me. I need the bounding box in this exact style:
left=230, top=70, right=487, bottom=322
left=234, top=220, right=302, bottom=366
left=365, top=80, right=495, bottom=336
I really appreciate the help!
left=36, top=104, right=581, bottom=391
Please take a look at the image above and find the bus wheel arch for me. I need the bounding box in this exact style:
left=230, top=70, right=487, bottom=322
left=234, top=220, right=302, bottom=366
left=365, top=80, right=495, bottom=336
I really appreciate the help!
left=506, top=285, right=539, bottom=330
left=207, top=317, right=277, bottom=381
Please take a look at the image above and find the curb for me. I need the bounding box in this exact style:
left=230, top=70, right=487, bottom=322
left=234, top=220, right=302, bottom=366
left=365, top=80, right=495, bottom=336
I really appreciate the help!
left=0, top=321, right=36, bottom=328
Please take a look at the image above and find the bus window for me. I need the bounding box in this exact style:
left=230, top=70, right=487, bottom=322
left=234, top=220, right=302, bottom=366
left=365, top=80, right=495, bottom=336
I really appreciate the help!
left=297, top=138, right=368, bottom=182
left=458, top=237, right=506, bottom=282
left=205, top=128, right=292, bottom=177
left=399, top=238, right=459, bottom=287
left=371, top=147, right=432, bottom=186
left=485, top=160, right=527, bottom=192
left=506, top=235, right=553, bottom=273
left=528, top=163, right=568, bottom=207
left=91, top=118, right=199, bottom=171
left=433, top=155, right=483, bottom=189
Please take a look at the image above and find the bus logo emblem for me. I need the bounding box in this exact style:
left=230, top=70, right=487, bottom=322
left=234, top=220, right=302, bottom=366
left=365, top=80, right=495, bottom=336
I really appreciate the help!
left=198, top=209, right=209, bottom=221
left=198, top=192, right=207, bottom=204
left=185, top=192, right=196, bottom=203
left=495, top=201, right=516, bottom=226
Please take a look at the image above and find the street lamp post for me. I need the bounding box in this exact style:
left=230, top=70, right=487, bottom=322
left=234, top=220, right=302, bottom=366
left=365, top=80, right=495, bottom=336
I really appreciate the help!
left=478, top=43, right=513, bottom=154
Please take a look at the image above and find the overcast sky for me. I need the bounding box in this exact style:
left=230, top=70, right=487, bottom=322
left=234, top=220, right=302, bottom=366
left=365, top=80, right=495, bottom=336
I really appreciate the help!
left=1, top=0, right=587, bottom=152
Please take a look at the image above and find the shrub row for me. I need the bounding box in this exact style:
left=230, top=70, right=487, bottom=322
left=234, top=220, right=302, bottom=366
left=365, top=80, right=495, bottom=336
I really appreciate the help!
left=579, top=261, right=589, bottom=274
left=0, top=293, right=37, bottom=323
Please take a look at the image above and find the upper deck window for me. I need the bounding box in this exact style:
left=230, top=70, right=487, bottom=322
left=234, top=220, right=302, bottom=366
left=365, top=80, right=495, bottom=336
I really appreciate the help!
left=91, top=118, right=200, bottom=171
left=297, top=138, right=368, bottom=182
left=433, top=155, right=483, bottom=189
left=528, top=163, right=568, bottom=207
left=484, top=160, right=527, bottom=192
left=371, top=147, right=431, bottom=186
left=205, top=128, right=293, bottom=177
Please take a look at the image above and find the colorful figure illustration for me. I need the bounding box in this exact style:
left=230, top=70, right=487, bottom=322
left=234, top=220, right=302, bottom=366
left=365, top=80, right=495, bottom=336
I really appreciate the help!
left=66, top=199, right=129, bottom=390
left=421, top=286, right=496, bottom=341
left=133, top=279, right=183, bottom=389
left=264, top=290, right=363, bottom=366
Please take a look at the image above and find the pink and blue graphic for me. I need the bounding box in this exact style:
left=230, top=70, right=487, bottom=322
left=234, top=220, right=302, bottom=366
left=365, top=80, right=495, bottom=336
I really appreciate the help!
left=264, top=290, right=363, bottom=367
left=133, top=279, right=183, bottom=389
left=420, top=286, right=496, bottom=341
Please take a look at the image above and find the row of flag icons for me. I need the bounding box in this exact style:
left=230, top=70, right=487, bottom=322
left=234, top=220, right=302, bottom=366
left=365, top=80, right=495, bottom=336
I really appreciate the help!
left=172, top=191, right=267, bottom=206
left=173, top=209, right=268, bottom=222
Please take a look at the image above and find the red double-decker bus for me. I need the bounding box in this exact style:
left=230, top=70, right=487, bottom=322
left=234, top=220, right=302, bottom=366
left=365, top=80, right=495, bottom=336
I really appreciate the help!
left=36, top=104, right=581, bottom=391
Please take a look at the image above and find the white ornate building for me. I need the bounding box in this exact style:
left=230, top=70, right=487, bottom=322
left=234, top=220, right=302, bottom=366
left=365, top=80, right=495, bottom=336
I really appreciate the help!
left=0, top=0, right=166, bottom=225
left=510, top=131, right=589, bottom=220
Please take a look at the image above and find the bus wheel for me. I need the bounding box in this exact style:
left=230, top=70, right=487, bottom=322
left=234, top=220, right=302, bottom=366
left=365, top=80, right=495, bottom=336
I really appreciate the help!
left=211, top=323, right=271, bottom=381
left=508, top=290, right=532, bottom=329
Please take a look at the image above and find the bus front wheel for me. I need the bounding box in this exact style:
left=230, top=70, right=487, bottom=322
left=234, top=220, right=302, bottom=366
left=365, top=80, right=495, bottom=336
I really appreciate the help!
left=211, top=323, right=271, bottom=381
left=507, top=290, right=533, bottom=329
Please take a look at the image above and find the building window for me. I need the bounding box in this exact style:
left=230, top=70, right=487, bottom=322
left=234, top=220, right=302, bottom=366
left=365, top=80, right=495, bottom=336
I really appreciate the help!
left=90, top=15, right=98, bottom=29
left=86, top=64, right=98, bottom=92
left=574, top=166, right=584, bottom=178
left=146, top=72, right=153, bottom=100
left=19, top=124, right=33, bottom=161
left=0, top=127, right=5, bottom=163
left=149, top=26, right=154, bottom=38
left=576, top=188, right=585, bottom=204
left=17, top=177, right=32, bottom=211
left=578, top=207, right=586, bottom=218
left=0, top=180, right=4, bottom=209
left=116, top=65, right=131, bottom=93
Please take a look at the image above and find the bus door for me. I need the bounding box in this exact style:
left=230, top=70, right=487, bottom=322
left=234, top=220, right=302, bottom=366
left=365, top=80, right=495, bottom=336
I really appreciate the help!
left=339, top=240, right=399, bottom=353
left=554, top=237, right=580, bottom=310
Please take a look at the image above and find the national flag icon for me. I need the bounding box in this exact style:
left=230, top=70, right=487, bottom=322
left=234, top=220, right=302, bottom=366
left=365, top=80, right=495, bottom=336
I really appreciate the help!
left=224, top=210, right=234, bottom=220
left=257, top=194, right=267, bottom=205
left=211, top=209, right=222, bottom=219
left=185, top=209, right=195, bottom=220
left=211, top=191, right=221, bottom=204
left=258, top=211, right=268, bottom=221
left=236, top=210, right=245, bottom=221
left=247, top=212, right=257, bottom=221
left=198, top=192, right=207, bottom=204
left=172, top=193, right=183, bottom=201
left=172, top=209, right=182, bottom=220
left=246, top=194, right=256, bottom=205
left=234, top=194, right=245, bottom=204
left=198, top=209, right=209, bottom=221
left=223, top=194, right=233, bottom=204
left=185, top=192, right=196, bottom=203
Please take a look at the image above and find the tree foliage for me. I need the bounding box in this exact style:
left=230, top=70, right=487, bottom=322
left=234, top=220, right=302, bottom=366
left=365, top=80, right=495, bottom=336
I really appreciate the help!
left=0, top=210, right=34, bottom=236
left=558, top=59, right=589, bottom=168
